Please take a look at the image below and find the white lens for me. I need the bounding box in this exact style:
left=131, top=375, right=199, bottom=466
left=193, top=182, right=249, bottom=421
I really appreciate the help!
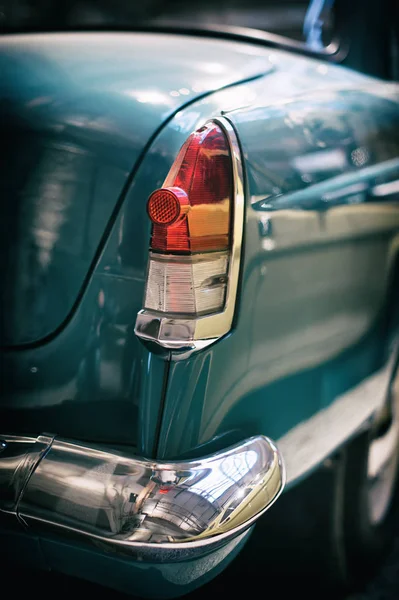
left=144, top=252, right=228, bottom=316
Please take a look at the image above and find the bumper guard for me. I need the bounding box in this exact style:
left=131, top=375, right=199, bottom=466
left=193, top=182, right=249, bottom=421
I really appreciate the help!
left=0, top=434, right=284, bottom=562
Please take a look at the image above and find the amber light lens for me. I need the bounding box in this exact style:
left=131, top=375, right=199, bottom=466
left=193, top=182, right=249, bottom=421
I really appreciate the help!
left=150, top=123, right=233, bottom=253
left=148, top=189, right=181, bottom=225
left=147, top=186, right=190, bottom=227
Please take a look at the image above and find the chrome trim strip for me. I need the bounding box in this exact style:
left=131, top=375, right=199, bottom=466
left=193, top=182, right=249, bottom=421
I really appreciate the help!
left=0, top=434, right=284, bottom=562
left=134, top=116, right=245, bottom=355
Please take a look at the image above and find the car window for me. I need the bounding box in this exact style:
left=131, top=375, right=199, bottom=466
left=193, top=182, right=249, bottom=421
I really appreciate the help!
left=154, top=0, right=336, bottom=49
left=3, top=0, right=336, bottom=50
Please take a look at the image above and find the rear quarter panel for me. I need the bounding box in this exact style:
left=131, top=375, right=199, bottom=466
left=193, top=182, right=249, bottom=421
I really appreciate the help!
left=156, top=59, right=399, bottom=489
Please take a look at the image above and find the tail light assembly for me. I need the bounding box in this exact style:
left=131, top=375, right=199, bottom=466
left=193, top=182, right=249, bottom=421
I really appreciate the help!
left=135, top=117, right=244, bottom=354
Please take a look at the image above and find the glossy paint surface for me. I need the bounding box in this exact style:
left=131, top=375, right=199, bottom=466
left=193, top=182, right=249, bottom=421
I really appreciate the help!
left=0, top=75, right=265, bottom=448
left=0, top=32, right=272, bottom=346
left=0, top=31, right=274, bottom=448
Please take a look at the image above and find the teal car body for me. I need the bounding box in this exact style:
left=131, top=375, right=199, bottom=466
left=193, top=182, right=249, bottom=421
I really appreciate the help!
left=1, top=21, right=399, bottom=598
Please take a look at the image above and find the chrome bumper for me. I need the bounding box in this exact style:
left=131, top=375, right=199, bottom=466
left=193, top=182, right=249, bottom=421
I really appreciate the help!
left=0, top=434, right=284, bottom=562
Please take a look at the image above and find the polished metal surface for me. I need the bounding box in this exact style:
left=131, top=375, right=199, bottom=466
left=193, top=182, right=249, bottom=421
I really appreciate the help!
left=0, top=434, right=284, bottom=561
left=135, top=116, right=245, bottom=355
left=0, top=434, right=53, bottom=514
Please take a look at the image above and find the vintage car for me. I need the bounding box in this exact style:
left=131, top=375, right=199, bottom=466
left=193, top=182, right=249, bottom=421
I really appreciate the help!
left=1, top=0, right=399, bottom=597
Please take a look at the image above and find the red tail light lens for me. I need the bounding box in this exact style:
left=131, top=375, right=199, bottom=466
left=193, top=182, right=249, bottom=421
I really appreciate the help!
left=149, top=123, right=233, bottom=253
left=135, top=117, right=244, bottom=351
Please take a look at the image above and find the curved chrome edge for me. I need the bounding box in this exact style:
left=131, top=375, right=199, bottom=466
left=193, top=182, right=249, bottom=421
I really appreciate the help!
left=0, top=433, right=284, bottom=562
left=0, top=434, right=54, bottom=515
left=134, top=116, right=245, bottom=356
left=134, top=311, right=218, bottom=353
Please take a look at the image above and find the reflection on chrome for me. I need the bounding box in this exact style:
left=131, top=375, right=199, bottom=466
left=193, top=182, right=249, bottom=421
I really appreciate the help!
left=0, top=434, right=284, bottom=561
left=0, top=434, right=53, bottom=514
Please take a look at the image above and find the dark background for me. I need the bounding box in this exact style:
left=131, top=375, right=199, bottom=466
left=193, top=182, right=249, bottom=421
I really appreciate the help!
left=2, top=0, right=398, bottom=79
left=1, top=0, right=329, bottom=41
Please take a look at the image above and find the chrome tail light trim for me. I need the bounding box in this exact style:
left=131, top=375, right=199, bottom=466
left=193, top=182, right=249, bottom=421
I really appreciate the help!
left=134, top=116, right=245, bottom=355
